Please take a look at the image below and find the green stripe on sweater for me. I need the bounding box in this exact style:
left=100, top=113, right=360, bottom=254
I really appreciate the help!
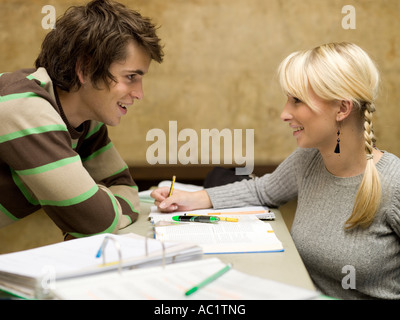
left=81, top=142, right=113, bottom=162
left=39, top=184, right=99, bottom=207
left=0, top=124, right=67, bottom=143
left=15, top=155, right=81, bottom=176
left=85, top=122, right=104, bottom=139
left=0, top=92, right=41, bottom=102
left=0, top=203, right=19, bottom=221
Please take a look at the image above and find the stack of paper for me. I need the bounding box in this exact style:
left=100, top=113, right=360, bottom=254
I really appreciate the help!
left=52, top=258, right=318, bottom=300
left=0, top=233, right=202, bottom=299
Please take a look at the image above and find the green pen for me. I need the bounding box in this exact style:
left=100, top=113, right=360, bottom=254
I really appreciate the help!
left=172, top=215, right=220, bottom=223
left=185, top=263, right=233, bottom=296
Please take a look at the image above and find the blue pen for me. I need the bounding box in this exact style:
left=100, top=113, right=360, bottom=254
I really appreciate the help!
left=96, top=246, right=103, bottom=258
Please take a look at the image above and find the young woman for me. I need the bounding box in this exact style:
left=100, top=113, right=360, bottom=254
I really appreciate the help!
left=151, top=42, right=400, bottom=300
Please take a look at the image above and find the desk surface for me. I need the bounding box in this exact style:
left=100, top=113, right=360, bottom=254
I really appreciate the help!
left=119, top=202, right=316, bottom=292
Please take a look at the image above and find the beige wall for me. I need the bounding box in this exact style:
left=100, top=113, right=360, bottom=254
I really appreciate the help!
left=0, top=0, right=399, bottom=252
left=1, top=0, right=399, bottom=168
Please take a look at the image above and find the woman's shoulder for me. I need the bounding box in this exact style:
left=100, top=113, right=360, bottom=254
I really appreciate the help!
left=377, top=151, right=400, bottom=177
left=275, top=148, right=323, bottom=181
left=379, top=152, right=400, bottom=236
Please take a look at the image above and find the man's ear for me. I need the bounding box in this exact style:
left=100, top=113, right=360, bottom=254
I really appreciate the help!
left=336, top=100, right=353, bottom=122
left=75, top=58, right=87, bottom=85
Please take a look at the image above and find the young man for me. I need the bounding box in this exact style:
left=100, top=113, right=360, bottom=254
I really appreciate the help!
left=0, top=0, right=163, bottom=239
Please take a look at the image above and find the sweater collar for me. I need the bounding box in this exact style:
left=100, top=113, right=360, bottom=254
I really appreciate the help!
left=53, top=86, right=85, bottom=140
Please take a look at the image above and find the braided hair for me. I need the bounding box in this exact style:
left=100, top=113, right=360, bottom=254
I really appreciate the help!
left=346, top=102, right=381, bottom=228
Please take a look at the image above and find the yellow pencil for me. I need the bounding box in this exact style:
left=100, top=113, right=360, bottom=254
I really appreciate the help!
left=216, top=217, right=239, bottom=222
left=209, top=210, right=266, bottom=215
left=168, top=175, right=176, bottom=197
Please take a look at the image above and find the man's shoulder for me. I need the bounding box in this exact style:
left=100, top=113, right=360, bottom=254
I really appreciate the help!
left=0, top=68, right=65, bottom=130
left=0, top=68, right=53, bottom=97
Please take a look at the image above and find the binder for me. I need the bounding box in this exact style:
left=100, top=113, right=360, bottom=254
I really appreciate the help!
left=0, top=232, right=202, bottom=299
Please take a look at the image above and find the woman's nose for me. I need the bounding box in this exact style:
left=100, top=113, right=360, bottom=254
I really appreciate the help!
left=280, top=101, right=293, bottom=122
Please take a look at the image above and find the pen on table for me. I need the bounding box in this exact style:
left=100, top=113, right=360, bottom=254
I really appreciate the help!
left=172, top=215, right=220, bottom=223
left=209, top=210, right=266, bottom=215
left=185, top=213, right=238, bottom=222
left=168, top=175, right=176, bottom=197
left=185, top=263, right=233, bottom=296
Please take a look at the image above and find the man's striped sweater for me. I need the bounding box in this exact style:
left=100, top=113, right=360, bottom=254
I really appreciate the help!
left=0, top=68, right=139, bottom=238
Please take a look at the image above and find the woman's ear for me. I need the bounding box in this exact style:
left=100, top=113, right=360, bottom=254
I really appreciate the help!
left=336, top=100, right=353, bottom=121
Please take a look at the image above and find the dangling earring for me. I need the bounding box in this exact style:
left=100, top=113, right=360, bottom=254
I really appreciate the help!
left=334, top=129, right=341, bottom=154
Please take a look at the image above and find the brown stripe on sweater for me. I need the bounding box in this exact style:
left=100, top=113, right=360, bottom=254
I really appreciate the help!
left=0, top=165, right=41, bottom=219
left=76, top=124, right=111, bottom=160
left=0, top=69, right=37, bottom=95
left=116, top=197, right=139, bottom=226
left=0, top=131, right=75, bottom=170
left=43, top=189, right=121, bottom=235
left=102, top=169, right=137, bottom=188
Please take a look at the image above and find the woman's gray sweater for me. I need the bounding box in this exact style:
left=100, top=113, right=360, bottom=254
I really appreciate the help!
left=207, top=148, right=400, bottom=299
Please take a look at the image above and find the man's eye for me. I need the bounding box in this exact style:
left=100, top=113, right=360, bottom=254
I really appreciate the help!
left=128, top=74, right=137, bottom=81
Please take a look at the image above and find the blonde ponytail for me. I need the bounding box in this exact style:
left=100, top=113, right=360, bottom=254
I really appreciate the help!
left=345, top=104, right=381, bottom=229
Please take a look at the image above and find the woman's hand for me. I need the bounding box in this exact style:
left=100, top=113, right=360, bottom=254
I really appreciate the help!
left=150, top=187, right=212, bottom=213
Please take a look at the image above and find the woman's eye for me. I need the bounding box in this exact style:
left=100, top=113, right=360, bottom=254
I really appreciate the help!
left=293, top=97, right=302, bottom=104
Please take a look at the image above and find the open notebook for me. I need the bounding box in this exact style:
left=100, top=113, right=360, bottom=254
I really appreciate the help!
left=150, top=206, right=283, bottom=254
left=0, top=233, right=202, bottom=299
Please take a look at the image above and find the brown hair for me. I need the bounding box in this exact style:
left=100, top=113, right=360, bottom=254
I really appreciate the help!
left=35, top=0, right=164, bottom=91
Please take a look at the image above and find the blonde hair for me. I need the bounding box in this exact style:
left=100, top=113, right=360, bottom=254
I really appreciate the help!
left=278, top=42, right=381, bottom=229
